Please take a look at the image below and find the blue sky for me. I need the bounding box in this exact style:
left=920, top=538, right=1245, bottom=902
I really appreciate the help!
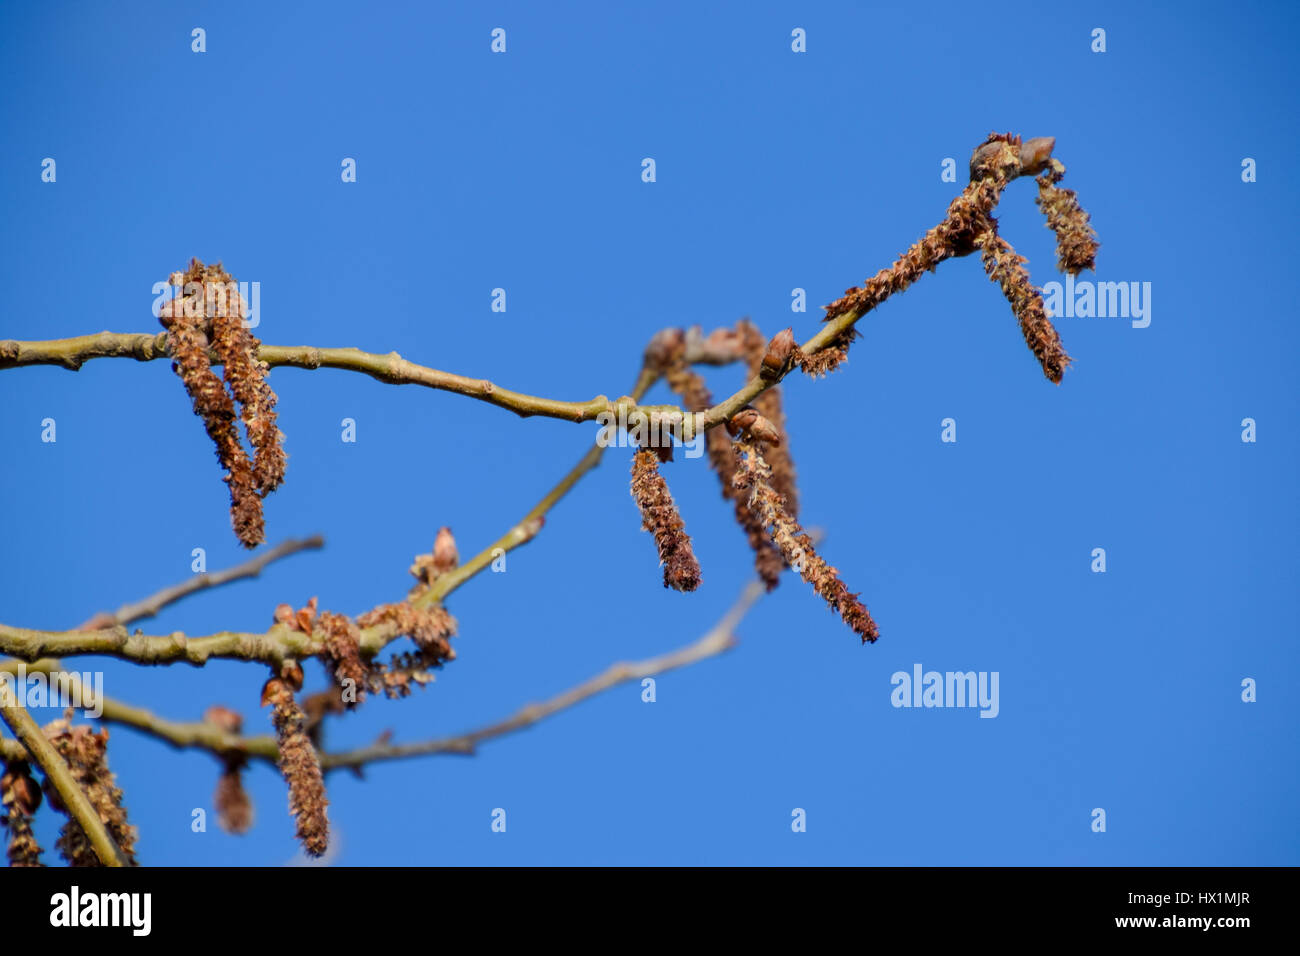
left=1, top=0, right=1296, bottom=865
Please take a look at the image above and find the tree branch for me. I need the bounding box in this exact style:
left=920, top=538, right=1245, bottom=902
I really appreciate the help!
left=0, top=621, right=322, bottom=667
left=0, top=134, right=1066, bottom=668
left=0, top=332, right=670, bottom=425
left=0, top=141, right=1046, bottom=439
left=2, top=579, right=764, bottom=771
left=333, top=578, right=762, bottom=768
left=419, top=365, right=661, bottom=609
left=0, top=133, right=1091, bottom=864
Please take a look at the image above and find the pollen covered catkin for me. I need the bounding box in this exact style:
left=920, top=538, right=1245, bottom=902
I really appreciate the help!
left=160, top=258, right=286, bottom=547
left=262, top=669, right=329, bottom=858
left=630, top=448, right=702, bottom=592
left=658, top=325, right=785, bottom=591
left=735, top=441, right=879, bottom=643
left=816, top=133, right=1091, bottom=384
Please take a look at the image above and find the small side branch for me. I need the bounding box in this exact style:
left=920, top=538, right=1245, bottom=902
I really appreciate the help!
left=415, top=365, right=662, bottom=611
left=334, top=579, right=761, bottom=768
left=81, top=535, right=324, bottom=629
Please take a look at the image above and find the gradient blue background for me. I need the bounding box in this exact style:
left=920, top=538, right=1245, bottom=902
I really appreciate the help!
left=1, top=1, right=1296, bottom=866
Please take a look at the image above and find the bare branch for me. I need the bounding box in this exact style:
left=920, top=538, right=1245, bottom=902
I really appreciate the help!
left=422, top=365, right=661, bottom=607
left=79, top=535, right=325, bottom=630
left=329, top=579, right=763, bottom=768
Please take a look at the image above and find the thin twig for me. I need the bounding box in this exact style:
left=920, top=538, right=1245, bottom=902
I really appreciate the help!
left=80, top=535, right=324, bottom=629
left=332, top=579, right=762, bottom=767
left=0, top=661, right=259, bottom=763
left=420, top=366, right=660, bottom=609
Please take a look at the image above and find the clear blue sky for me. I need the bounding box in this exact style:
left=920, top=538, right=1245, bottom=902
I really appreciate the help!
left=1, top=1, right=1296, bottom=865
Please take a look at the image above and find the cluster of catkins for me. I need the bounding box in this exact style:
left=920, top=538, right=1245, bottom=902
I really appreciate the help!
left=631, top=321, right=880, bottom=642
left=1, top=717, right=138, bottom=867
left=160, top=258, right=286, bottom=547
left=94, top=134, right=1094, bottom=864
left=820, top=132, right=1097, bottom=383
left=217, top=528, right=464, bottom=858
left=626, top=132, right=1097, bottom=641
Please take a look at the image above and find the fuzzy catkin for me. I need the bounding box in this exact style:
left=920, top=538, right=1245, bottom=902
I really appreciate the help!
left=815, top=133, right=1090, bottom=383
left=42, top=721, right=138, bottom=866
left=205, top=261, right=286, bottom=495
left=355, top=600, right=457, bottom=698
left=263, top=676, right=329, bottom=857
left=214, top=760, right=254, bottom=835
left=978, top=228, right=1071, bottom=383
left=660, top=329, right=785, bottom=590
left=160, top=258, right=288, bottom=548
left=740, top=321, right=799, bottom=520
left=735, top=442, right=879, bottom=643
left=1036, top=160, right=1099, bottom=275
left=318, top=611, right=369, bottom=708
left=1, top=761, right=44, bottom=866
left=630, top=448, right=702, bottom=592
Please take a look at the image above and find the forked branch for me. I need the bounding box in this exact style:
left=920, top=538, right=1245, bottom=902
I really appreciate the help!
left=0, top=133, right=1100, bottom=862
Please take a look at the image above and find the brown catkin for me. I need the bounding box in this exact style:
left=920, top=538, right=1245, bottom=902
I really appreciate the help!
left=405, top=605, right=457, bottom=662
left=819, top=171, right=1013, bottom=325
left=214, top=760, right=254, bottom=835
left=660, top=324, right=786, bottom=591
left=977, top=228, right=1071, bottom=383
left=1, top=760, right=44, bottom=866
left=629, top=447, right=702, bottom=592
left=161, top=258, right=288, bottom=547
left=735, top=442, right=879, bottom=642
left=42, top=720, right=138, bottom=866
left=204, top=261, right=287, bottom=494
left=724, top=440, right=786, bottom=590
left=161, top=259, right=265, bottom=547
left=262, top=676, right=329, bottom=857
left=203, top=707, right=254, bottom=835
left=318, top=611, right=369, bottom=708
left=740, top=320, right=799, bottom=520
left=814, top=134, right=1057, bottom=377
left=1035, top=160, right=1099, bottom=275
left=355, top=601, right=457, bottom=698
